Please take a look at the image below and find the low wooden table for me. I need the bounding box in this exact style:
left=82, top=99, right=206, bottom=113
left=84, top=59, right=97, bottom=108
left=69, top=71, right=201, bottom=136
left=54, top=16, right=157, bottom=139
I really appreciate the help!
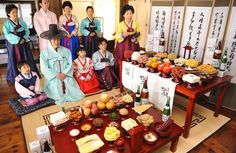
left=118, top=60, right=232, bottom=138
left=49, top=106, right=183, bottom=153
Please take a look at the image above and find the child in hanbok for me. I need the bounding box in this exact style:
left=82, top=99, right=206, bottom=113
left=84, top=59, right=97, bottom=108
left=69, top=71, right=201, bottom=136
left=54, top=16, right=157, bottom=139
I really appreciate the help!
left=34, top=0, right=57, bottom=52
left=114, top=4, right=141, bottom=63
left=40, top=24, right=84, bottom=105
left=3, top=4, right=39, bottom=83
left=15, top=60, right=47, bottom=106
left=59, top=1, right=80, bottom=61
left=73, top=47, right=100, bottom=94
left=92, top=38, right=119, bottom=90
left=80, top=6, right=101, bottom=58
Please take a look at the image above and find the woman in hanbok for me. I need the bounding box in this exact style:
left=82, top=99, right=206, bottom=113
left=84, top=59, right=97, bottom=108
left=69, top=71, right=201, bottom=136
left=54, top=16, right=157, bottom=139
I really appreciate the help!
left=34, top=0, right=57, bottom=52
left=40, top=24, right=84, bottom=105
left=80, top=6, right=101, bottom=58
left=92, top=38, right=119, bottom=90
left=114, top=4, right=141, bottom=63
left=73, top=47, right=100, bottom=94
left=3, top=4, right=39, bottom=83
left=59, top=1, right=80, bottom=61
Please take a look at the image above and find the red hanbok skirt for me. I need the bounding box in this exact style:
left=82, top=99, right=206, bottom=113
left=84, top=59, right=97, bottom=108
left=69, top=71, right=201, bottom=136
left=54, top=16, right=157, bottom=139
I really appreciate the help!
left=74, top=72, right=100, bottom=94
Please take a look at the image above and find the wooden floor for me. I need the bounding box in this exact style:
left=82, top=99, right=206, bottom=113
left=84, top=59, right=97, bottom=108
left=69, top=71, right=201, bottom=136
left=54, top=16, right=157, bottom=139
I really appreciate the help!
left=0, top=66, right=236, bottom=153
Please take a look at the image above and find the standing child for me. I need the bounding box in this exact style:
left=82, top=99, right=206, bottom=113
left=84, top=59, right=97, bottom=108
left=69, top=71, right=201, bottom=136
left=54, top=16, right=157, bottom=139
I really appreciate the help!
left=80, top=6, right=101, bottom=58
left=92, top=38, right=119, bottom=90
left=73, top=47, right=100, bottom=94
left=15, top=60, right=47, bottom=106
left=59, top=1, right=80, bottom=61
left=34, top=0, right=57, bottom=52
left=3, top=4, right=39, bottom=83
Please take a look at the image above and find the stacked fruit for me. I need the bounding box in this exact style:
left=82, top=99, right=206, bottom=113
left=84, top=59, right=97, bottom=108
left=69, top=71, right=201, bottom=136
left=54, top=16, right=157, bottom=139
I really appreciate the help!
left=97, top=94, right=115, bottom=111
left=146, top=57, right=162, bottom=73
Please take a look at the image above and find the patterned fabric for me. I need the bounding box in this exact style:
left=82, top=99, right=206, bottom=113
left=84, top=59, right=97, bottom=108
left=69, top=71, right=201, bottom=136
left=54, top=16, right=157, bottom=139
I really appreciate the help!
left=59, top=14, right=80, bottom=61
left=8, top=97, right=55, bottom=116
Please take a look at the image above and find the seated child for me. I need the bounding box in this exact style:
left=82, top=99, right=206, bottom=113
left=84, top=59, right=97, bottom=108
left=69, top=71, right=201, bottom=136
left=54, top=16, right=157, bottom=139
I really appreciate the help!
left=15, top=60, right=47, bottom=106
left=73, top=47, right=100, bottom=94
left=92, top=37, right=119, bottom=90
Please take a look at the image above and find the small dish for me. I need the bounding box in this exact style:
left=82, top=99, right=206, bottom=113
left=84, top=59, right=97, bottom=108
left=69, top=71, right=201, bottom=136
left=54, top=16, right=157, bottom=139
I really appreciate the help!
left=69, top=129, right=80, bottom=141
left=80, top=123, right=92, bottom=133
left=143, top=131, right=158, bottom=145
left=114, top=137, right=125, bottom=150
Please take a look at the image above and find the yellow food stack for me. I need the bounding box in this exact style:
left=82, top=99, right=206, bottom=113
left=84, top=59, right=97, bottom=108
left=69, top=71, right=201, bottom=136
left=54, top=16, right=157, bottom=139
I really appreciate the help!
left=104, top=127, right=120, bottom=141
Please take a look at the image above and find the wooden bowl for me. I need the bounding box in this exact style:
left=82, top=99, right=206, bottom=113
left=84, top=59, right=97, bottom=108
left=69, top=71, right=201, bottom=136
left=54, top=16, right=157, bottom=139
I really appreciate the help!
left=143, top=131, right=158, bottom=145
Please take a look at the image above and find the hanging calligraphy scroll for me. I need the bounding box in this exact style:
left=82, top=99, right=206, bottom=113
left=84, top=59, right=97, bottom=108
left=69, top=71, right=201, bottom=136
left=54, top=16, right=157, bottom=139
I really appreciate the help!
left=180, top=7, right=211, bottom=61
left=168, top=6, right=184, bottom=54
left=203, top=7, right=229, bottom=64
left=224, top=7, right=236, bottom=84
left=150, top=6, right=172, bottom=50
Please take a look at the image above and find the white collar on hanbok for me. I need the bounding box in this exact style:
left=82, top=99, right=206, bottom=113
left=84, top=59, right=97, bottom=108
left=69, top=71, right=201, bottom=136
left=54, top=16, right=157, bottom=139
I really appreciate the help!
left=21, top=72, right=32, bottom=79
left=40, top=8, right=48, bottom=16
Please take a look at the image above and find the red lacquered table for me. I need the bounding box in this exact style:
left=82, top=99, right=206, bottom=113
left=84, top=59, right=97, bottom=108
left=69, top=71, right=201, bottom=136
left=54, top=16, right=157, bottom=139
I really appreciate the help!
left=118, top=60, right=232, bottom=138
left=49, top=107, right=183, bottom=153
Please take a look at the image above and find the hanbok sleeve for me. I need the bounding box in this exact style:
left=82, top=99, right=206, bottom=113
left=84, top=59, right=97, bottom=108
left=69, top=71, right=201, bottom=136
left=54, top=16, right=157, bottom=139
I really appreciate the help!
left=108, top=52, right=115, bottom=66
left=40, top=51, right=58, bottom=80
left=88, top=58, right=94, bottom=71
left=92, top=52, right=106, bottom=70
left=62, top=51, right=73, bottom=77
left=15, top=76, right=35, bottom=98
left=3, top=21, right=21, bottom=44
left=94, top=18, right=101, bottom=34
left=33, top=12, right=43, bottom=36
left=52, top=12, right=58, bottom=25
left=59, top=15, right=67, bottom=32
left=80, top=19, right=90, bottom=36
left=33, top=72, right=42, bottom=93
left=20, top=19, right=30, bottom=41
left=114, top=22, right=125, bottom=43
left=71, top=15, right=79, bottom=36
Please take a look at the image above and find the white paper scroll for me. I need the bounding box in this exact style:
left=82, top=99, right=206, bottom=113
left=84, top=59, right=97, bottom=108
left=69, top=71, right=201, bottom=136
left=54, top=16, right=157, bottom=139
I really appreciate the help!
left=224, top=7, right=236, bottom=84
left=208, top=7, right=229, bottom=43
left=180, top=7, right=211, bottom=61
left=168, top=7, right=184, bottom=54
left=203, top=38, right=216, bottom=64
left=150, top=6, right=172, bottom=50
left=121, top=62, right=177, bottom=113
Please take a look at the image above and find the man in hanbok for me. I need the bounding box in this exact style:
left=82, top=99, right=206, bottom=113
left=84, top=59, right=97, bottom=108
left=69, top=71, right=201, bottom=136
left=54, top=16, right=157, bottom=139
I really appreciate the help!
left=34, top=0, right=57, bottom=52
left=40, top=24, right=84, bottom=105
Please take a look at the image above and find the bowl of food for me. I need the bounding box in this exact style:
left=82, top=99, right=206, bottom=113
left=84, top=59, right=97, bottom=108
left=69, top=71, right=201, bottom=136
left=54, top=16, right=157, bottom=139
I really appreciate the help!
left=80, top=123, right=92, bottom=133
left=119, top=108, right=128, bottom=116
left=114, top=137, right=125, bottom=150
left=154, top=119, right=173, bottom=137
left=92, top=118, right=104, bottom=130
left=109, top=112, right=119, bottom=121
left=143, top=131, right=158, bottom=145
